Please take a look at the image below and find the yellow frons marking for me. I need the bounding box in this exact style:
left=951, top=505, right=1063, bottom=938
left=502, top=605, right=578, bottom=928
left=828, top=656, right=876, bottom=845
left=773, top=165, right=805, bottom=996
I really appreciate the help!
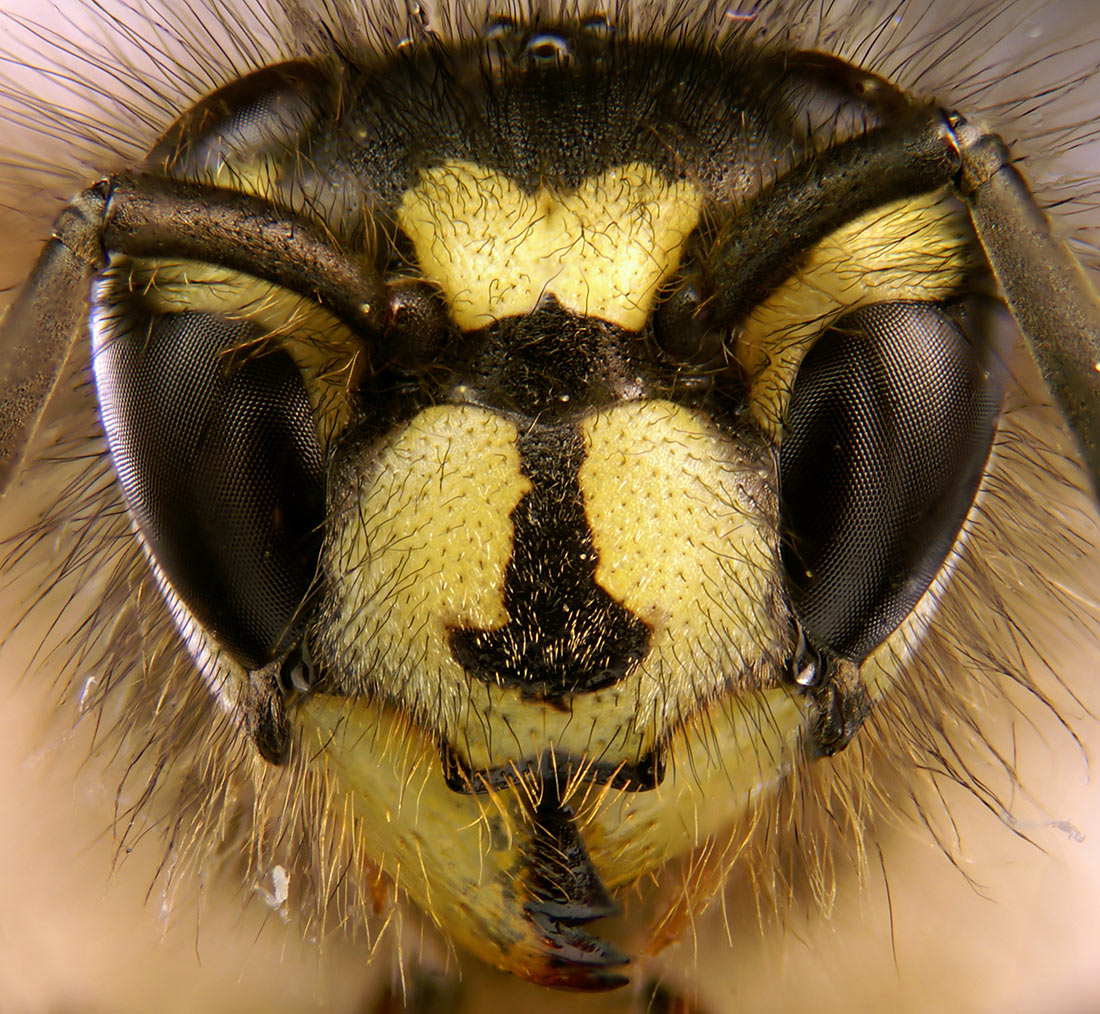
left=578, top=401, right=781, bottom=715
left=326, top=401, right=786, bottom=776
left=397, top=160, right=703, bottom=331
left=739, top=191, right=976, bottom=442
left=325, top=405, right=529, bottom=720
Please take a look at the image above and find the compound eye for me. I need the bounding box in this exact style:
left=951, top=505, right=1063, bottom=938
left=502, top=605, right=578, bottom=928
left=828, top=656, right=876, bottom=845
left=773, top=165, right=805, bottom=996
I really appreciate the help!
left=779, top=301, right=1003, bottom=661
left=94, top=310, right=325, bottom=670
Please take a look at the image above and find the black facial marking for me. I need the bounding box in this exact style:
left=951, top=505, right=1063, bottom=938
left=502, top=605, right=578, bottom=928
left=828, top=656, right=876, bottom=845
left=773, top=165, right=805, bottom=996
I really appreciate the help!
left=436, top=298, right=747, bottom=425
left=333, top=27, right=793, bottom=208
left=440, top=743, right=664, bottom=795
left=525, top=789, right=618, bottom=925
left=447, top=298, right=656, bottom=417
left=449, top=422, right=650, bottom=698
left=521, top=779, right=629, bottom=991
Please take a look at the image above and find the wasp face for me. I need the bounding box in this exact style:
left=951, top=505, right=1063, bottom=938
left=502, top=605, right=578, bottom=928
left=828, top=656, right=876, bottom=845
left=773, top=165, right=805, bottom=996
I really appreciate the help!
left=2, top=0, right=1100, bottom=1007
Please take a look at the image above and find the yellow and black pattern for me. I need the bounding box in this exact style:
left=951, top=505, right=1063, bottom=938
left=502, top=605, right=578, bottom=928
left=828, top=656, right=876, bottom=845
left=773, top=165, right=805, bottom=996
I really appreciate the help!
left=73, top=13, right=1008, bottom=986
left=3, top=1, right=1099, bottom=1005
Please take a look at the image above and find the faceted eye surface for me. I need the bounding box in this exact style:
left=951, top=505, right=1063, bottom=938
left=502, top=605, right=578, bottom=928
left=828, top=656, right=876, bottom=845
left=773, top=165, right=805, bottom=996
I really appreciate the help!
left=779, top=301, right=1003, bottom=661
left=93, top=310, right=325, bottom=669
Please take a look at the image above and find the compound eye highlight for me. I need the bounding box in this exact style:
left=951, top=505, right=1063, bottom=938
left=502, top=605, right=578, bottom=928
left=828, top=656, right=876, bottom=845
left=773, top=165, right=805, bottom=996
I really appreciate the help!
left=93, top=309, right=326, bottom=670
left=779, top=301, right=1003, bottom=661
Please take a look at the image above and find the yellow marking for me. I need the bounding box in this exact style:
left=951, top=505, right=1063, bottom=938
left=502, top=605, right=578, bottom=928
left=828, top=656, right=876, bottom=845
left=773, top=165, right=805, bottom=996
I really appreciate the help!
left=580, top=685, right=803, bottom=888
left=738, top=191, right=975, bottom=441
left=325, top=400, right=786, bottom=778
left=579, top=401, right=782, bottom=713
left=397, top=161, right=703, bottom=331
left=298, top=695, right=532, bottom=972
left=454, top=680, right=642, bottom=775
left=323, top=405, right=529, bottom=719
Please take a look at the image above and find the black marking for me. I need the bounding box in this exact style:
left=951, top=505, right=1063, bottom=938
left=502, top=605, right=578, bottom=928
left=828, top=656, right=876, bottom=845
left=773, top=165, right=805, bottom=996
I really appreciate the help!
left=526, top=794, right=616, bottom=924
left=449, top=422, right=649, bottom=698
left=335, top=26, right=796, bottom=208
left=446, top=298, right=655, bottom=417
left=521, top=780, right=629, bottom=991
left=440, top=743, right=664, bottom=795
left=438, top=298, right=749, bottom=423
